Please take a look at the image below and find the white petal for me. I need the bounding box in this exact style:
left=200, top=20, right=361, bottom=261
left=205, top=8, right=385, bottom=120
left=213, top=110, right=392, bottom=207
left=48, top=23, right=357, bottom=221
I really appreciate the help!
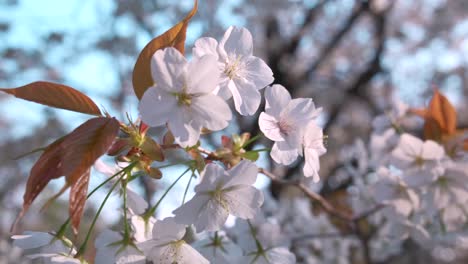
left=265, top=247, right=296, bottom=264
left=186, top=198, right=229, bottom=232
left=152, top=217, right=186, bottom=242
left=190, top=94, right=232, bottom=131
left=187, top=55, right=220, bottom=94
left=265, top=84, right=291, bottom=117
left=193, top=37, right=219, bottom=59
left=230, top=79, right=261, bottom=115
left=421, top=140, right=445, bottom=160
left=127, top=188, right=148, bottom=215
left=178, top=244, right=210, bottom=264
left=131, top=215, right=155, bottom=242
left=259, top=112, right=283, bottom=141
left=281, top=98, right=316, bottom=125
left=139, top=87, right=178, bottom=127
left=303, top=147, right=320, bottom=181
left=12, top=232, right=54, bottom=250
left=196, top=163, right=227, bottom=192
left=168, top=111, right=201, bottom=148
left=403, top=168, right=436, bottom=187
left=224, top=186, right=264, bottom=219
left=173, top=195, right=211, bottom=227
left=220, top=26, right=253, bottom=56
left=270, top=141, right=298, bottom=165
left=224, top=160, right=258, bottom=187
left=245, top=56, right=274, bottom=89
left=50, top=255, right=81, bottom=264
left=391, top=133, right=423, bottom=168
left=150, top=47, right=187, bottom=92
left=94, top=159, right=117, bottom=177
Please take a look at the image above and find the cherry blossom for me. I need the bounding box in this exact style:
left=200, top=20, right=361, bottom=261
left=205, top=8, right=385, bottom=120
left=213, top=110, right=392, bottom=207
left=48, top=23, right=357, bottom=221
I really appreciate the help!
left=11, top=231, right=78, bottom=263
left=139, top=47, right=232, bottom=147
left=138, top=217, right=209, bottom=264
left=193, top=26, right=274, bottom=115
left=260, top=84, right=325, bottom=179
left=173, top=160, right=264, bottom=232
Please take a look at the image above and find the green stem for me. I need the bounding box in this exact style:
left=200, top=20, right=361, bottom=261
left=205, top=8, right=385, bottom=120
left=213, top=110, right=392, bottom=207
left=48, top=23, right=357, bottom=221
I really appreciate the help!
left=241, top=133, right=263, bottom=149
left=88, top=161, right=138, bottom=198
left=75, top=173, right=124, bottom=258
left=122, top=173, right=131, bottom=241
left=252, top=148, right=271, bottom=152
left=144, top=168, right=191, bottom=219
left=182, top=172, right=195, bottom=205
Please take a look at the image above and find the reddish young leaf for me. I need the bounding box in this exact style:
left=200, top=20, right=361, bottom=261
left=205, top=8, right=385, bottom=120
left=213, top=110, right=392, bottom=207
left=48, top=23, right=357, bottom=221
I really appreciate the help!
left=0, top=81, right=101, bottom=115
left=423, top=117, right=443, bottom=142
left=427, top=90, right=457, bottom=135
left=60, top=117, right=120, bottom=184
left=12, top=117, right=119, bottom=232
left=69, top=169, right=90, bottom=235
left=132, top=0, right=198, bottom=100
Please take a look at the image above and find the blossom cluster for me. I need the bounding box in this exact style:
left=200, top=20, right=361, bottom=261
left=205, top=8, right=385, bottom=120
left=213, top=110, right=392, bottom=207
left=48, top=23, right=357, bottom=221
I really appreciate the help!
left=10, top=26, right=326, bottom=264
left=8, top=22, right=468, bottom=264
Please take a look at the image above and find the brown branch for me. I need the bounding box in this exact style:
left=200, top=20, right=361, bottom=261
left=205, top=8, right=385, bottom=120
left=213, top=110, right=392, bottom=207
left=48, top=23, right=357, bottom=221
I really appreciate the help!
left=259, top=167, right=352, bottom=221
left=301, top=1, right=369, bottom=79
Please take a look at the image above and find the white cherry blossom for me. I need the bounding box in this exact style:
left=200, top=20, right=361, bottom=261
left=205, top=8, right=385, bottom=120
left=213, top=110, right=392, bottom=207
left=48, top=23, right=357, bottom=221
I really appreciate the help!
left=425, top=163, right=468, bottom=210
left=260, top=84, right=325, bottom=179
left=373, top=167, right=419, bottom=219
left=139, top=47, right=232, bottom=147
left=391, top=133, right=445, bottom=170
left=138, top=217, right=209, bottom=264
left=193, top=26, right=274, bottom=115
left=391, top=133, right=445, bottom=187
left=173, top=160, right=264, bottom=232
left=11, top=231, right=77, bottom=263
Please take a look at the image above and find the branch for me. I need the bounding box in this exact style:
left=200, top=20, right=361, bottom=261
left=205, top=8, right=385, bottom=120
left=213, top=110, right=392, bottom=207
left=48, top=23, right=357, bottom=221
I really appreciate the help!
left=259, top=168, right=352, bottom=221
left=300, top=1, right=369, bottom=79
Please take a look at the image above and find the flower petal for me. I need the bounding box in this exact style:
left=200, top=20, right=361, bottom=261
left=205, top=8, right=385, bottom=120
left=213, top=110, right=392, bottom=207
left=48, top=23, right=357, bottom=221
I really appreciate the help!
left=230, top=79, right=261, bottom=116
left=196, top=163, right=227, bottom=192
left=193, top=37, right=219, bottom=59
left=168, top=111, right=201, bottom=148
left=224, top=186, right=264, bottom=219
left=265, top=84, right=291, bottom=117
left=191, top=94, right=231, bottom=131
left=150, top=47, right=186, bottom=92
left=245, top=56, right=274, bottom=89
left=139, top=87, right=178, bottom=127
left=187, top=55, right=220, bottom=94
left=220, top=26, right=253, bottom=56
left=270, top=141, right=298, bottom=165
left=224, top=160, right=258, bottom=188
left=259, top=112, right=283, bottom=141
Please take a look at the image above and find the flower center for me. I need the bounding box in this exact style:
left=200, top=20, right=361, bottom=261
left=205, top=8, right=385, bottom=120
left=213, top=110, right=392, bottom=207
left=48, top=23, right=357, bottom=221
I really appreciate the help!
left=209, top=188, right=230, bottom=212
left=172, top=92, right=192, bottom=107
left=224, top=55, right=243, bottom=80
left=278, top=118, right=293, bottom=136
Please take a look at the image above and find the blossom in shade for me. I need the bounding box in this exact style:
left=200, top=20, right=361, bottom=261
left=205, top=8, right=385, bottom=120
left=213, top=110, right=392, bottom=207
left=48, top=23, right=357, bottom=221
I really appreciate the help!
left=138, top=217, right=209, bottom=264
left=173, top=160, right=264, bottom=232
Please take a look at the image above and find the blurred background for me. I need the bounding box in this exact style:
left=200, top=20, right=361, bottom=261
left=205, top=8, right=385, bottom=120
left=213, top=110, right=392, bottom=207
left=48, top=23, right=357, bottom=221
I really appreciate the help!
left=1, top=0, right=468, bottom=263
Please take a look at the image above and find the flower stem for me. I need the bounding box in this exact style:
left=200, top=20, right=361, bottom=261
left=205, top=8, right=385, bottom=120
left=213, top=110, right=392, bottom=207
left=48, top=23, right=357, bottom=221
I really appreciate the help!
left=75, top=173, right=125, bottom=258
left=144, top=167, right=191, bottom=220
left=182, top=172, right=195, bottom=205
